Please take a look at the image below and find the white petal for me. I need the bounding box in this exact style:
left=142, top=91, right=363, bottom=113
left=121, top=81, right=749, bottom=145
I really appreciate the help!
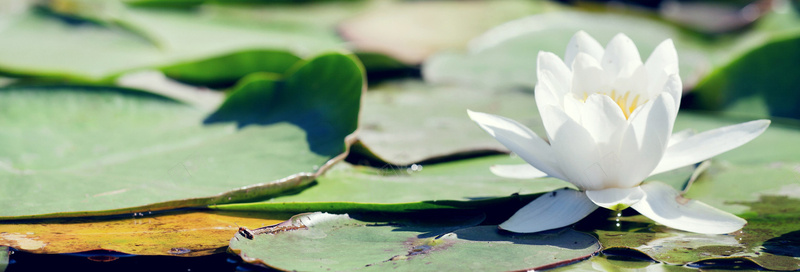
left=537, top=51, right=571, bottom=96
left=618, top=93, right=675, bottom=188
left=602, top=33, right=643, bottom=78
left=651, top=119, right=771, bottom=175
left=586, top=186, right=645, bottom=211
left=645, top=39, right=679, bottom=97
left=668, top=129, right=695, bottom=147
left=632, top=182, right=746, bottom=234
left=572, top=53, right=610, bottom=97
left=581, top=93, right=627, bottom=145
left=564, top=31, right=604, bottom=69
left=535, top=74, right=561, bottom=111
left=547, top=107, right=606, bottom=190
left=467, top=110, right=566, bottom=180
left=662, top=74, right=683, bottom=115
left=490, top=164, right=548, bottom=179
left=499, top=188, right=598, bottom=233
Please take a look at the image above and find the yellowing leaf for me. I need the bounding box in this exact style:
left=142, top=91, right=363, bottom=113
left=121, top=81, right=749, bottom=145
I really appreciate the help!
left=0, top=211, right=289, bottom=256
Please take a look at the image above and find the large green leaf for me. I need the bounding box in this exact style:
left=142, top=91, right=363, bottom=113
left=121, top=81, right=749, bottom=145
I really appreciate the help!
left=423, top=10, right=712, bottom=91
left=160, top=50, right=301, bottom=87
left=356, top=80, right=544, bottom=165
left=212, top=155, right=570, bottom=213
left=0, top=5, right=341, bottom=82
left=229, top=212, right=601, bottom=271
left=688, top=33, right=800, bottom=120
left=211, top=153, right=696, bottom=217
left=0, top=52, right=363, bottom=219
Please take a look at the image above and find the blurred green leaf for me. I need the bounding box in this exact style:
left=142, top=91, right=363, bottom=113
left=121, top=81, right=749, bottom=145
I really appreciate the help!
left=161, top=50, right=301, bottom=87
left=0, top=5, right=342, bottom=82
left=0, top=52, right=363, bottom=219
left=688, top=33, right=800, bottom=119
left=229, top=212, right=601, bottom=271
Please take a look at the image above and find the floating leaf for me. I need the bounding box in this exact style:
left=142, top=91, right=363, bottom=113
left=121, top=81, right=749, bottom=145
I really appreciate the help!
left=356, top=80, right=544, bottom=165
left=688, top=33, right=800, bottom=119
left=0, top=211, right=289, bottom=256
left=0, top=52, right=363, bottom=219
left=160, top=50, right=301, bottom=87
left=0, top=5, right=341, bottom=82
left=229, top=212, right=601, bottom=271
left=212, top=155, right=572, bottom=215
left=423, top=10, right=711, bottom=91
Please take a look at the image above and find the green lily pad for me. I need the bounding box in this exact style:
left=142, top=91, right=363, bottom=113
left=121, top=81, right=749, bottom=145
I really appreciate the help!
left=160, top=50, right=301, bottom=87
left=356, top=80, right=545, bottom=165
left=0, top=5, right=341, bottom=82
left=688, top=33, right=800, bottom=120
left=212, top=152, right=696, bottom=219
left=423, top=10, right=712, bottom=91
left=0, top=52, right=363, bottom=219
left=0, top=246, right=7, bottom=271
left=229, top=212, right=601, bottom=271
left=212, top=155, right=571, bottom=214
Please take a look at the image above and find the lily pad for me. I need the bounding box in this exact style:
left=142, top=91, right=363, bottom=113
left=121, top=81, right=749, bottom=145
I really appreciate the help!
left=356, top=80, right=544, bottom=165
left=423, top=10, right=712, bottom=91
left=160, top=49, right=301, bottom=87
left=688, top=33, right=800, bottom=119
left=0, top=5, right=341, bottom=82
left=229, top=212, right=601, bottom=271
left=0, top=52, right=364, bottom=219
left=0, top=211, right=290, bottom=256
left=212, top=155, right=571, bottom=214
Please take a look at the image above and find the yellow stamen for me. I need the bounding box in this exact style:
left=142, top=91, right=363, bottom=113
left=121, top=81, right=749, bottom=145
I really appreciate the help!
left=581, top=90, right=647, bottom=120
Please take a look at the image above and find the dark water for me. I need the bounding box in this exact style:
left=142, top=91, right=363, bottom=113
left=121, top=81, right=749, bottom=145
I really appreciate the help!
left=3, top=249, right=278, bottom=272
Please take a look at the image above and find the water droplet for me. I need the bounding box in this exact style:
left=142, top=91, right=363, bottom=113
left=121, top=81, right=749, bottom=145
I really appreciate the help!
left=407, top=164, right=423, bottom=174
left=615, top=223, right=621, bottom=227
left=616, top=213, right=622, bottom=217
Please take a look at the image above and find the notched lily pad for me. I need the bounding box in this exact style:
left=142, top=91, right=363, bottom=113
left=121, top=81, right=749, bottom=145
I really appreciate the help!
left=0, top=52, right=364, bottom=219
left=229, top=212, right=601, bottom=271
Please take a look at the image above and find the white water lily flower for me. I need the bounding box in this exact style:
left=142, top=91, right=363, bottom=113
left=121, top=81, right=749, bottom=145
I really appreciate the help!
left=468, top=31, right=770, bottom=234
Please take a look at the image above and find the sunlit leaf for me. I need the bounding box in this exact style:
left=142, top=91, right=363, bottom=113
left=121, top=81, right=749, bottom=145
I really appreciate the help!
left=212, top=155, right=571, bottom=215
left=0, top=211, right=289, bottom=256
left=0, top=5, right=341, bottom=82
left=0, top=52, right=364, bottom=219
left=229, top=212, right=601, bottom=271
left=160, top=50, right=301, bottom=87
left=356, top=80, right=545, bottom=165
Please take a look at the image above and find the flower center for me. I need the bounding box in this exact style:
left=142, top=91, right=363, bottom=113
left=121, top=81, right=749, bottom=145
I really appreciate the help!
left=583, top=90, right=646, bottom=119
